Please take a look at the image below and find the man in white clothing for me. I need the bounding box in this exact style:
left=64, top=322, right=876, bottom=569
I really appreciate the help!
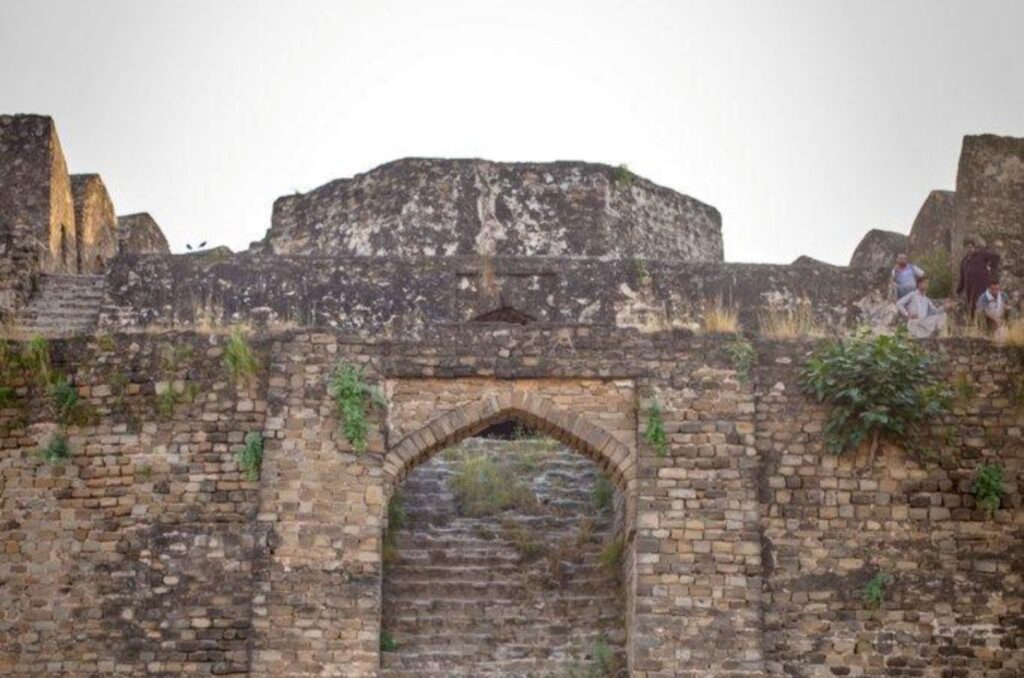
left=891, top=253, right=924, bottom=301
left=896, top=275, right=948, bottom=338
left=977, top=278, right=1011, bottom=335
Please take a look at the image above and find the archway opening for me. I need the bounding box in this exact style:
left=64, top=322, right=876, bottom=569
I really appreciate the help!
left=380, top=419, right=628, bottom=676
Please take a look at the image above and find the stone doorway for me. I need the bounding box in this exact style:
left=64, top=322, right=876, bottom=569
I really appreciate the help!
left=380, top=422, right=628, bottom=676
left=379, top=381, right=639, bottom=676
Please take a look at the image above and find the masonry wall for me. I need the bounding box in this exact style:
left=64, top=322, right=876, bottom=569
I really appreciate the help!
left=0, top=334, right=267, bottom=675
left=0, top=328, right=1021, bottom=676
left=263, top=158, right=723, bottom=263
left=755, top=339, right=1024, bottom=676
left=101, top=254, right=892, bottom=335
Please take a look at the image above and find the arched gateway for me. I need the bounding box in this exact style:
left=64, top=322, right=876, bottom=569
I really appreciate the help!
left=379, top=389, right=637, bottom=675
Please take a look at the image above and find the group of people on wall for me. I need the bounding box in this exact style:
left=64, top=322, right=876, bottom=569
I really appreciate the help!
left=892, top=236, right=1011, bottom=339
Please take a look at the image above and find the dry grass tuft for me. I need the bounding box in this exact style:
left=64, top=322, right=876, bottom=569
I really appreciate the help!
left=701, top=296, right=739, bottom=334
left=758, top=304, right=826, bottom=339
left=996, top=318, right=1024, bottom=347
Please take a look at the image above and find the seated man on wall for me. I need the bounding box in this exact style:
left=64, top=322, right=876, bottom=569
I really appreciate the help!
left=897, top=275, right=949, bottom=338
left=977, top=278, right=1011, bottom=337
left=891, top=253, right=924, bottom=301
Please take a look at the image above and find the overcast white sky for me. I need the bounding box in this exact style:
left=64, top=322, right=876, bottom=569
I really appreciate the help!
left=1, top=1, right=1022, bottom=263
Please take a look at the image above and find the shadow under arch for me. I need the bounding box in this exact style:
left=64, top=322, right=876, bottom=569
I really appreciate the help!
left=382, top=390, right=636, bottom=495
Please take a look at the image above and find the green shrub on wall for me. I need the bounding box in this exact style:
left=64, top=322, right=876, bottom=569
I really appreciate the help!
left=973, top=464, right=1005, bottom=517
left=328, top=361, right=385, bottom=452
left=802, top=328, right=951, bottom=464
left=41, top=433, right=70, bottom=464
left=223, top=331, right=259, bottom=382
left=238, top=431, right=264, bottom=481
left=23, top=336, right=51, bottom=385
left=862, top=571, right=891, bottom=609
left=723, top=335, right=756, bottom=384
left=644, top=401, right=668, bottom=457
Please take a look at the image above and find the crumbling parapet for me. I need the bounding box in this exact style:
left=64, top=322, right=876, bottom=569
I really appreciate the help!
left=907, top=189, right=956, bottom=261
left=849, top=228, right=908, bottom=268
left=71, top=174, right=119, bottom=273
left=116, top=212, right=170, bottom=255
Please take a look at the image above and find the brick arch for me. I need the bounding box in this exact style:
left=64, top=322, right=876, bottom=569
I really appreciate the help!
left=382, top=390, right=635, bottom=493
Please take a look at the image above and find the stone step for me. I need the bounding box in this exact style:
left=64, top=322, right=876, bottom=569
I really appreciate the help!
left=382, top=438, right=626, bottom=675
left=13, top=274, right=108, bottom=337
left=383, top=608, right=623, bottom=632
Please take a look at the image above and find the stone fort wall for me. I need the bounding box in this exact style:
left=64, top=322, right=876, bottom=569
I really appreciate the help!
left=262, top=159, right=723, bottom=263
left=101, top=254, right=893, bottom=335
left=0, top=327, right=1020, bottom=676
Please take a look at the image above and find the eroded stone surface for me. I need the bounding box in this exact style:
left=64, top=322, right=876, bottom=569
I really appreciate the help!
left=116, top=212, right=170, bottom=255
left=100, top=254, right=892, bottom=335
left=907, top=189, right=955, bottom=260
left=263, top=158, right=723, bottom=263
left=849, top=228, right=907, bottom=268
left=0, top=115, right=77, bottom=316
left=71, top=174, right=119, bottom=273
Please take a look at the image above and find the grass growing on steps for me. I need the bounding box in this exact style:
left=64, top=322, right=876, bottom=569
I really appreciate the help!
left=448, top=452, right=538, bottom=517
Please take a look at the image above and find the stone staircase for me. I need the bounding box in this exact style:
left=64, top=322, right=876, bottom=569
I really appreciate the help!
left=13, top=274, right=107, bottom=337
left=381, top=437, right=627, bottom=677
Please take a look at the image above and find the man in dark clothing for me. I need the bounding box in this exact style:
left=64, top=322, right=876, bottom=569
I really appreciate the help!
left=956, top=236, right=1001, bottom=318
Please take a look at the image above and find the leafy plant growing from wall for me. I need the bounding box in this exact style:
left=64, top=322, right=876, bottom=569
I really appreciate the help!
left=379, top=631, right=398, bottom=652
left=723, top=335, right=757, bottom=384
left=41, top=433, right=70, bottom=465
left=328, top=361, right=385, bottom=452
left=49, top=376, right=84, bottom=425
left=973, top=464, right=1004, bottom=517
left=801, top=328, right=951, bottom=465
left=0, top=386, right=15, bottom=409
left=156, top=387, right=182, bottom=420
left=23, top=336, right=51, bottom=386
left=238, top=431, right=264, bottom=481
left=644, top=401, right=668, bottom=458
left=862, top=570, right=891, bottom=609
left=223, top=330, right=259, bottom=382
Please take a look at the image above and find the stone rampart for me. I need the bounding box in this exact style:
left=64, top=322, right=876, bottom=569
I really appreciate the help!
left=101, top=254, right=892, bottom=334
left=0, top=328, right=1020, bottom=676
